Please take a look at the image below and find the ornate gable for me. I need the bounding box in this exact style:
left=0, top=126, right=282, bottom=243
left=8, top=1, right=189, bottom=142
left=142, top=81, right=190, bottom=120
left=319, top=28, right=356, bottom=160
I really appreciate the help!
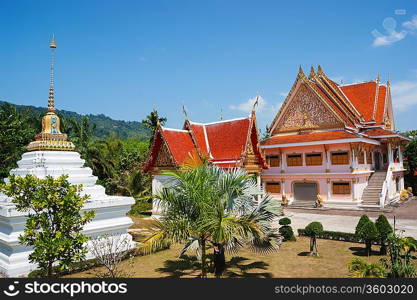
left=154, top=139, right=176, bottom=169
left=271, top=83, right=344, bottom=134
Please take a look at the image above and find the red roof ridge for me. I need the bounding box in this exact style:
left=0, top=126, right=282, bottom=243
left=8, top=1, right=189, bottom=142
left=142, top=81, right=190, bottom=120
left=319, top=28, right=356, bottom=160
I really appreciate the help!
left=188, top=117, right=250, bottom=126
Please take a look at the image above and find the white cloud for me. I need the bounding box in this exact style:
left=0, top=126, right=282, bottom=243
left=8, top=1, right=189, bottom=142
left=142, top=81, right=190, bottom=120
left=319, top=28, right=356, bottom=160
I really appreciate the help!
left=371, top=15, right=417, bottom=47
left=391, top=79, right=417, bottom=111
left=403, top=15, right=417, bottom=31
left=229, top=96, right=283, bottom=132
left=229, top=96, right=267, bottom=113
left=372, top=29, right=407, bottom=46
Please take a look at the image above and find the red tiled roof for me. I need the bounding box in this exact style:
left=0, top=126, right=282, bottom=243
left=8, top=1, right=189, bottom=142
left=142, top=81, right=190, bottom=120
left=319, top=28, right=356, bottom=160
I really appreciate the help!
left=188, top=123, right=209, bottom=156
left=340, top=81, right=387, bottom=124
left=261, top=130, right=360, bottom=146
left=375, top=85, right=386, bottom=124
left=162, top=129, right=196, bottom=165
left=361, top=127, right=409, bottom=140
left=204, top=118, right=250, bottom=160
left=144, top=116, right=267, bottom=172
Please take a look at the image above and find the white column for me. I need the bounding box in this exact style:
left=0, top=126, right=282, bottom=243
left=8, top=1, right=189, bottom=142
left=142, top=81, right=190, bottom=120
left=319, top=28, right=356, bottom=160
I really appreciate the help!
left=281, top=152, right=286, bottom=173
left=351, top=149, right=357, bottom=171
left=281, top=179, right=285, bottom=195
left=399, top=145, right=403, bottom=166
left=326, top=149, right=330, bottom=172
left=257, top=174, right=261, bottom=204
left=388, top=143, right=394, bottom=164
left=327, top=179, right=331, bottom=201
left=352, top=179, right=356, bottom=201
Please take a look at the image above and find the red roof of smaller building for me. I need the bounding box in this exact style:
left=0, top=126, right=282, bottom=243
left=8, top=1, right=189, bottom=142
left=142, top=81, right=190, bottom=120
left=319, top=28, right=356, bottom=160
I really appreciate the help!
left=162, top=129, right=196, bottom=165
left=361, top=127, right=410, bottom=140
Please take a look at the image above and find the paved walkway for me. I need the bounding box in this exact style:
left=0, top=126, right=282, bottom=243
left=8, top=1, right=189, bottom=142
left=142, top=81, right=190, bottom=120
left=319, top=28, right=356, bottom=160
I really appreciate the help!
left=284, top=212, right=417, bottom=238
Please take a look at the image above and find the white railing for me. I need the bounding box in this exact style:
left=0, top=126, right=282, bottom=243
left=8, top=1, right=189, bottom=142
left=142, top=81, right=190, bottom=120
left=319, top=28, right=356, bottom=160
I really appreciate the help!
left=379, top=166, right=392, bottom=208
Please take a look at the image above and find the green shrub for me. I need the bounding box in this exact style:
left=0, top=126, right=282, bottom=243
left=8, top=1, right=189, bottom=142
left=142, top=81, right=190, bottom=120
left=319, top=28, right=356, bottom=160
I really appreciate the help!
left=279, top=226, right=296, bottom=241
left=357, top=220, right=379, bottom=256
left=279, top=217, right=291, bottom=226
left=304, top=222, right=324, bottom=237
left=355, top=214, right=371, bottom=236
left=375, top=214, right=393, bottom=255
left=304, top=222, right=323, bottom=256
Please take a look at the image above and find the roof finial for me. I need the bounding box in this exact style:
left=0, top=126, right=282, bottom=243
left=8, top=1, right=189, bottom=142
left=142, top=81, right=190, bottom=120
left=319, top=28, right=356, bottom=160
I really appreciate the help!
left=252, top=94, right=260, bottom=114
left=308, top=65, right=316, bottom=79
left=182, top=104, right=189, bottom=121
left=387, top=73, right=390, bottom=86
left=377, top=73, right=381, bottom=83
left=317, top=64, right=323, bottom=75
left=48, top=35, right=56, bottom=112
left=297, top=65, right=306, bottom=79
left=220, top=107, right=223, bottom=121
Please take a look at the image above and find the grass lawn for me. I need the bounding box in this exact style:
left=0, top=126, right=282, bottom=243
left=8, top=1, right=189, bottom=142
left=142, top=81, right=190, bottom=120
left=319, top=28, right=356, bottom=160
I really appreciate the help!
left=67, top=236, right=390, bottom=278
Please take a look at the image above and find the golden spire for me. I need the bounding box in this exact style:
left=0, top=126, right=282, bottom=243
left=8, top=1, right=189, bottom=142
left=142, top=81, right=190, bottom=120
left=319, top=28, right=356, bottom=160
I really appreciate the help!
left=308, top=65, right=316, bottom=79
left=317, top=64, right=323, bottom=75
left=26, top=36, right=75, bottom=152
left=48, top=35, right=56, bottom=112
left=297, top=65, right=306, bottom=79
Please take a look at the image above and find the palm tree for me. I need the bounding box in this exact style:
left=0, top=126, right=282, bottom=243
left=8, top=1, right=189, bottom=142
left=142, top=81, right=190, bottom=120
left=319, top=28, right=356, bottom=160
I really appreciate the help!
left=141, top=164, right=282, bottom=277
left=141, top=109, right=167, bottom=144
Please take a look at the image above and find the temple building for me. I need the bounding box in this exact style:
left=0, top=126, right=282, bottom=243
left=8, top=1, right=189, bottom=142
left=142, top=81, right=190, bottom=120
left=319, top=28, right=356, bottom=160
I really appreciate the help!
left=143, top=110, right=266, bottom=215
left=261, top=66, right=409, bottom=208
left=145, top=65, right=410, bottom=210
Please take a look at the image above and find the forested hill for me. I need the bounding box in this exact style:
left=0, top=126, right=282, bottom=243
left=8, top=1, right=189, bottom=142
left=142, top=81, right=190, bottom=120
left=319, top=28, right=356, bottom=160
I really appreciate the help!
left=0, top=100, right=151, bottom=140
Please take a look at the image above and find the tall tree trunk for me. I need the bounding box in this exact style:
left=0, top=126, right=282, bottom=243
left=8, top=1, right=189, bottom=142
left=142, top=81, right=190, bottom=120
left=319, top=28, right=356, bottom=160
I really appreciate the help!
left=213, top=243, right=225, bottom=278
left=366, top=241, right=372, bottom=256
left=309, top=237, right=314, bottom=255
left=200, top=237, right=207, bottom=278
left=380, top=239, right=387, bottom=255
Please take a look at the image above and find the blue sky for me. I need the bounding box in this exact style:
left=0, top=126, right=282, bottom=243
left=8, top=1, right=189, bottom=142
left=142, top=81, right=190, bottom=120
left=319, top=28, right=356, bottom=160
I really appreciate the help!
left=1, top=0, right=417, bottom=133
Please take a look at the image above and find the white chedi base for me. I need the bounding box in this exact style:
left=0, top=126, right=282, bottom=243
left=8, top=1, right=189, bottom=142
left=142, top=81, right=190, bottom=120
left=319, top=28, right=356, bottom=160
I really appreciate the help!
left=0, top=151, right=135, bottom=277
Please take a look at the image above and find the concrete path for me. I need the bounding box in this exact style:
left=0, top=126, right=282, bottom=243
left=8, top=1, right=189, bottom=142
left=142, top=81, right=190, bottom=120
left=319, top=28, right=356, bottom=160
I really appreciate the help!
left=283, top=212, right=417, bottom=238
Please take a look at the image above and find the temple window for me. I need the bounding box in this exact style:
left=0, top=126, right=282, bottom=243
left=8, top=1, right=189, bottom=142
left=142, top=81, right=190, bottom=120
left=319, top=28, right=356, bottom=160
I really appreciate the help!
left=287, top=154, right=302, bottom=166
left=383, top=153, right=388, bottom=164
left=265, top=182, right=281, bottom=193
left=366, top=151, right=372, bottom=164
left=332, top=182, right=351, bottom=194
left=358, top=151, right=365, bottom=164
left=266, top=155, right=280, bottom=167
left=306, top=153, right=322, bottom=166
left=331, top=152, right=349, bottom=165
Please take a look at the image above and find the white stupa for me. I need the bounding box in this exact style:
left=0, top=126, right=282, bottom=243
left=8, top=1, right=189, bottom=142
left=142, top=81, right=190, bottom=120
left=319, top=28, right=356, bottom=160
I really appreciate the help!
left=0, top=37, right=135, bottom=277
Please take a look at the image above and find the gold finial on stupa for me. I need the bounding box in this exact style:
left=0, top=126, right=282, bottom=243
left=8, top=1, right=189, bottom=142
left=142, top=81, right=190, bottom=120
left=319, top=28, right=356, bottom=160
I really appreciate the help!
left=27, top=36, right=75, bottom=152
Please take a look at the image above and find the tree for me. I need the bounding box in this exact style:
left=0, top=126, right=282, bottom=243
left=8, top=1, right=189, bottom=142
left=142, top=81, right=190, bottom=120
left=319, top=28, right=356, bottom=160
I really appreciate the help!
left=357, top=220, right=379, bottom=256
left=402, top=130, right=417, bottom=194
left=278, top=217, right=296, bottom=241
left=304, top=222, right=323, bottom=256
left=88, top=234, right=132, bottom=278
left=141, top=109, right=167, bottom=145
left=375, top=214, right=393, bottom=255
left=347, top=258, right=387, bottom=278
left=0, top=103, right=38, bottom=181
left=141, top=164, right=281, bottom=277
left=0, top=175, right=95, bottom=277
left=355, top=214, right=371, bottom=235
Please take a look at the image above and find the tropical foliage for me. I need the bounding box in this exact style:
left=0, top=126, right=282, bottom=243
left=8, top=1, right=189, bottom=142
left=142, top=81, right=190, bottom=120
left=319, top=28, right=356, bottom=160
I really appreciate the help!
left=347, top=258, right=387, bottom=278
left=0, top=175, right=95, bottom=277
left=402, top=130, right=417, bottom=194
left=140, top=163, right=282, bottom=277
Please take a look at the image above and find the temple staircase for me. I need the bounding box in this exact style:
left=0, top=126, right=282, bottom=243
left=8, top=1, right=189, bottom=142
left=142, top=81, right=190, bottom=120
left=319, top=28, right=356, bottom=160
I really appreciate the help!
left=361, top=171, right=387, bottom=207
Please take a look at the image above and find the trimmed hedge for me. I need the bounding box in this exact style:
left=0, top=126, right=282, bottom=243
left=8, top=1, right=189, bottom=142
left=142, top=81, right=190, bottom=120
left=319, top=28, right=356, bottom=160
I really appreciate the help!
left=297, top=229, right=381, bottom=245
